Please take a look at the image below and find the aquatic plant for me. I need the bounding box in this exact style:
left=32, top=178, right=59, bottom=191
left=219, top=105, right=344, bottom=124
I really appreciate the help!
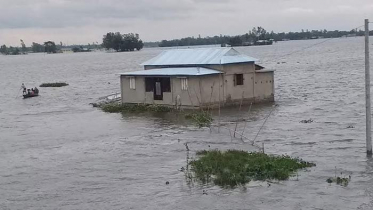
left=300, top=119, right=313, bottom=123
left=326, top=172, right=351, bottom=187
left=40, top=82, right=69, bottom=87
left=100, top=103, right=172, bottom=113
left=185, top=111, right=213, bottom=127
left=189, top=150, right=316, bottom=187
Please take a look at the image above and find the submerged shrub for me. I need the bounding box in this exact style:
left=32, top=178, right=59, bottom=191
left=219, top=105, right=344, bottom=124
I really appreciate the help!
left=326, top=175, right=351, bottom=186
left=185, top=111, right=212, bottom=127
left=189, top=150, right=316, bottom=187
left=40, top=82, right=69, bottom=87
left=100, top=103, right=172, bottom=113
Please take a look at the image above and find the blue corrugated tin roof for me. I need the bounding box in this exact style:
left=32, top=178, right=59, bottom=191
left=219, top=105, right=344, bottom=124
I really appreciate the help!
left=141, top=48, right=258, bottom=66
left=119, top=67, right=222, bottom=76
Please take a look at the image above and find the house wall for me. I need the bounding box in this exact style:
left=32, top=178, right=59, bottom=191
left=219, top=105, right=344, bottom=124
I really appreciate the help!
left=223, top=73, right=255, bottom=103
left=172, top=75, right=222, bottom=107
left=144, top=92, right=173, bottom=105
left=209, top=63, right=274, bottom=104
left=121, top=75, right=223, bottom=107
left=210, top=63, right=257, bottom=104
left=254, top=72, right=275, bottom=102
left=121, top=76, right=174, bottom=105
left=122, top=62, right=274, bottom=107
left=121, top=76, right=146, bottom=103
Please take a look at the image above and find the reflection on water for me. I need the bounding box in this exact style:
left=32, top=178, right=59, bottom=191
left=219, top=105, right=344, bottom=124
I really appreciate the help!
left=1, top=38, right=373, bottom=209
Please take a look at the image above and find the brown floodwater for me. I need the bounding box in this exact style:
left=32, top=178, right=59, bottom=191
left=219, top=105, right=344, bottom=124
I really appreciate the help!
left=1, top=38, right=373, bottom=209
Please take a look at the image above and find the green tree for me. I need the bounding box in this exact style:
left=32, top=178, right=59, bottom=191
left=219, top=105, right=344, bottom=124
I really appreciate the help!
left=251, top=26, right=267, bottom=40
left=8, top=46, right=20, bottom=55
left=102, top=32, right=144, bottom=52
left=102, top=32, right=114, bottom=50
left=31, top=42, right=45, bottom=52
left=44, top=41, right=57, bottom=53
left=72, top=46, right=82, bottom=52
left=0, top=45, right=8, bottom=55
left=20, top=39, right=27, bottom=54
left=228, top=36, right=243, bottom=46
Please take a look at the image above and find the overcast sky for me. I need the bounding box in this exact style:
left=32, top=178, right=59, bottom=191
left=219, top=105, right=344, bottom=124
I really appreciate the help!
left=1, top=0, right=373, bottom=46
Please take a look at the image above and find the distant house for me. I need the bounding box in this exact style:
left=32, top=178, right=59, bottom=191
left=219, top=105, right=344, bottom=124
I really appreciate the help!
left=119, top=48, right=274, bottom=108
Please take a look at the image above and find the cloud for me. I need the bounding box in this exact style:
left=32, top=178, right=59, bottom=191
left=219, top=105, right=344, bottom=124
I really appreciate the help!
left=282, top=7, right=314, bottom=15
left=1, top=0, right=373, bottom=45
left=0, top=0, right=196, bottom=29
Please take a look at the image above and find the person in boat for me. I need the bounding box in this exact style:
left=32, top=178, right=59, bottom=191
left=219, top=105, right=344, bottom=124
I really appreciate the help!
left=31, top=88, right=34, bottom=95
left=21, top=83, right=26, bottom=94
left=34, top=87, right=39, bottom=94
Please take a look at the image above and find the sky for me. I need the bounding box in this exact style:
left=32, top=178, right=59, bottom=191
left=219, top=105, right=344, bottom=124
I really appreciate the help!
left=1, top=0, right=373, bottom=46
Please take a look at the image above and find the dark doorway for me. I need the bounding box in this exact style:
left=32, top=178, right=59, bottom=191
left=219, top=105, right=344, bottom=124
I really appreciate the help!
left=154, top=78, right=163, bottom=100
left=146, top=77, right=170, bottom=100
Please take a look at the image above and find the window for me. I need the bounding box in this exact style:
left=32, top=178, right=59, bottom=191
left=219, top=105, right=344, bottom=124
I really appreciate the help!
left=129, top=77, right=136, bottom=89
left=235, top=74, right=244, bottom=86
left=161, top=77, right=171, bottom=92
left=145, top=78, right=154, bottom=92
left=180, top=78, right=188, bottom=90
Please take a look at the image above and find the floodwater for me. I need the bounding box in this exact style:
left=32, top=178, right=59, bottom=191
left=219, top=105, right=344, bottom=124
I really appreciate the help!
left=1, top=37, right=373, bottom=209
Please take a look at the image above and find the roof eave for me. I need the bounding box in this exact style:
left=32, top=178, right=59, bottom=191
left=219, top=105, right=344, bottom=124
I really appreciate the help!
left=143, top=61, right=256, bottom=66
left=118, top=73, right=223, bottom=77
left=255, top=69, right=275, bottom=73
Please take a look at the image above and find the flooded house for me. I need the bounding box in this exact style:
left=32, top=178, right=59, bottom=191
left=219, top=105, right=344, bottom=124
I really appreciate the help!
left=119, top=48, right=274, bottom=108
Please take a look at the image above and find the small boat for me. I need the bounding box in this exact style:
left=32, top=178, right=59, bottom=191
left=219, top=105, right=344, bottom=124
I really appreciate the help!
left=23, top=88, right=39, bottom=99
left=23, top=93, right=39, bottom=98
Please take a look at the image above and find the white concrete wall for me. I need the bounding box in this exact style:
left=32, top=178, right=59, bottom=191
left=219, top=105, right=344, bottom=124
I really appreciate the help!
left=172, top=75, right=222, bottom=107
left=254, top=72, right=274, bottom=101
left=121, top=62, right=274, bottom=107
left=121, top=76, right=146, bottom=103
left=121, top=75, right=223, bottom=107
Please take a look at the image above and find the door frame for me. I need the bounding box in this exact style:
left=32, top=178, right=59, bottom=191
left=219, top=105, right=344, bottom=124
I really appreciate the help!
left=154, top=78, right=163, bottom=100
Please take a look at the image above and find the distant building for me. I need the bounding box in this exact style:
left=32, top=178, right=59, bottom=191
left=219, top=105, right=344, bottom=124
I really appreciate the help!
left=119, top=48, right=274, bottom=108
left=61, top=47, right=72, bottom=53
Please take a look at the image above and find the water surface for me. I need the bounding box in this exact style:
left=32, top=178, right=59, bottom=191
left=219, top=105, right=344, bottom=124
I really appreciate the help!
left=1, top=38, right=373, bottom=209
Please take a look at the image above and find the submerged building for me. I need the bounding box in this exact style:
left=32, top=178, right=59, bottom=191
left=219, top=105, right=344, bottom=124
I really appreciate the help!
left=119, top=48, right=274, bottom=108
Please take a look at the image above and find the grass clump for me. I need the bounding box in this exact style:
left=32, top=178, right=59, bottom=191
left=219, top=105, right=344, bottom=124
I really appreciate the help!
left=189, top=150, right=316, bottom=187
left=185, top=111, right=213, bottom=127
left=40, top=82, right=69, bottom=87
left=100, top=103, right=172, bottom=113
left=326, top=177, right=350, bottom=186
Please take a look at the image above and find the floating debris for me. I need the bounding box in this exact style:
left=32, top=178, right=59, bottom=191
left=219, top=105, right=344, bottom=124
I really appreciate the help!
left=326, top=176, right=350, bottom=186
left=300, top=119, right=313, bottom=123
left=40, top=82, right=69, bottom=87
left=184, top=143, right=190, bottom=151
left=100, top=103, right=172, bottom=113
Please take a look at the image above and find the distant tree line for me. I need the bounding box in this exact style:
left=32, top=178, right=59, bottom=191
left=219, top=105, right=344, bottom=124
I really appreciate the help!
left=0, top=40, right=103, bottom=55
left=145, top=27, right=373, bottom=48
left=102, top=32, right=144, bottom=52
left=0, top=40, right=58, bottom=55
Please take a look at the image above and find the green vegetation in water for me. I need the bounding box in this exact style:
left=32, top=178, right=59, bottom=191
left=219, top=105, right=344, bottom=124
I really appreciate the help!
left=189, top=150, right=316, bottom=187
left=326, top=177, right=350, bottom=186
left=326, top=174, right=351, bottom=187
left=185, top=111, right=213, bottom=128
left=100, top=103, right=172, bottom=113
left=40, top=82, right=69, bottom=87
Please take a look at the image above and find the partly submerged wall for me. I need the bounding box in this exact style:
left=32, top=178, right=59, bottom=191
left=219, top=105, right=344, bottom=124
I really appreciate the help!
left=120, top=69, right=274, bottom=108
